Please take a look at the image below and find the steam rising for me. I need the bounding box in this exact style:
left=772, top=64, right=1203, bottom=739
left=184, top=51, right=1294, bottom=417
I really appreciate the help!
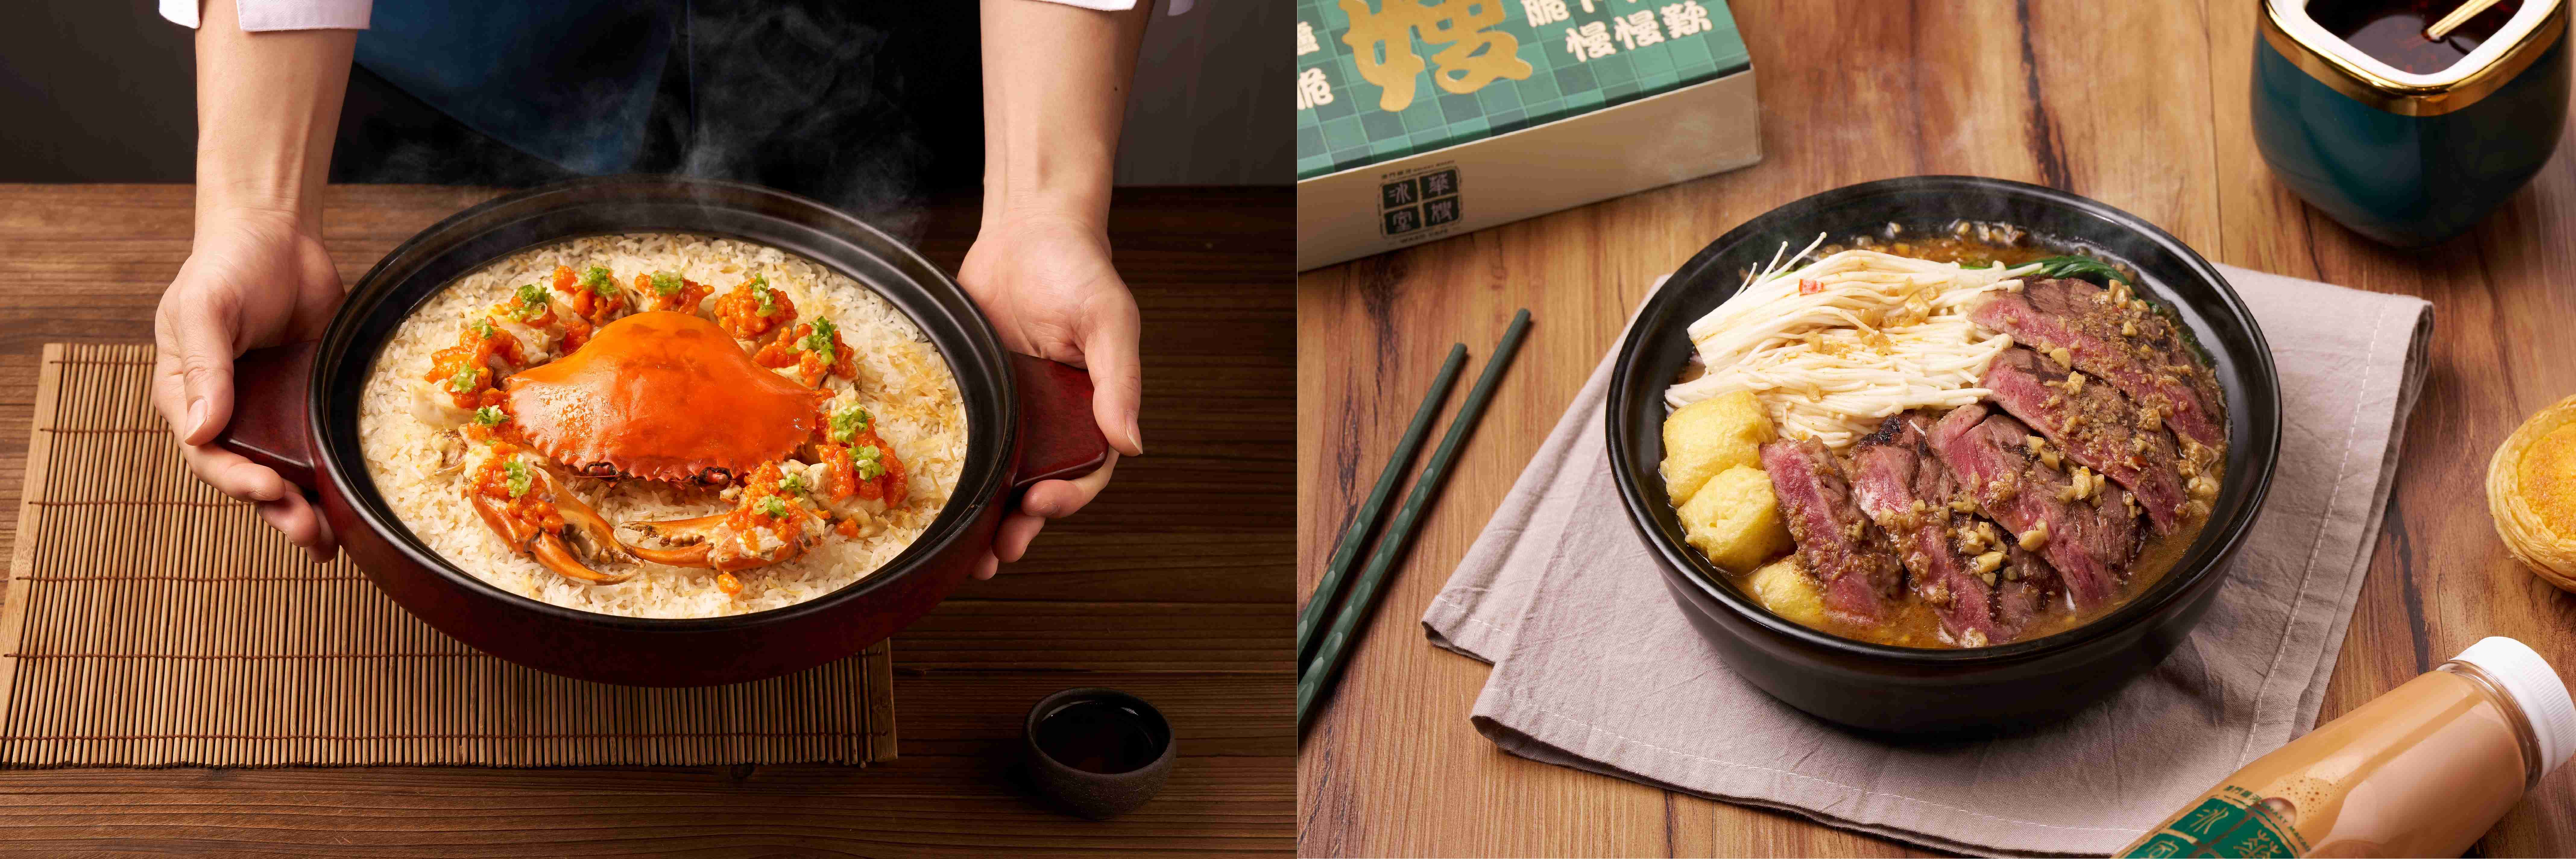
left=671, top=3, right=932, bottom=239
left=340, top=3, right=957, bottom=242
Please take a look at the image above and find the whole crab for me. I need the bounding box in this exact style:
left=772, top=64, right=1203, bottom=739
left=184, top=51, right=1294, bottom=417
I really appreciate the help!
left=421, top=266, right=910, bottom=590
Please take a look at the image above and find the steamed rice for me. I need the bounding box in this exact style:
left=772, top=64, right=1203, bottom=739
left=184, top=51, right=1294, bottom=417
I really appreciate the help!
left=356, top=233, right=967, bottom=617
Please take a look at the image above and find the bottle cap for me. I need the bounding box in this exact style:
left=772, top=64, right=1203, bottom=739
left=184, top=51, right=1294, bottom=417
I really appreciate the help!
left=2452, top=636, right=2576, bottom=777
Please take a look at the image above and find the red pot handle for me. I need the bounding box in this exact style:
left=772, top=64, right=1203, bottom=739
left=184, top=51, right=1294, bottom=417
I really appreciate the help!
left=212, top=341, right=321, bottom=492
left=1008, top=353, right=1109, bottom=493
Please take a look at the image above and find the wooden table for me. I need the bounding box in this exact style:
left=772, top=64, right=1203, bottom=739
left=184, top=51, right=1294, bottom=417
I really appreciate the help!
left=1297, top=1, right=2576, bottom=855
left=0, top=184, right=1294, bottom=854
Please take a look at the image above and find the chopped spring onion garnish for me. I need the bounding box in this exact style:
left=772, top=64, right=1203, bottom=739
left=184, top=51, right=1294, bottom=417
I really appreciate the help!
left=780, top=471, right=808, bottom=494
left=800, top=317, right=839, bottom=355
left=580, top=265, right=615, bottom=297
left=759, top=495, right=791, bottom=518
left=854, top=445, right=886, bottom=480
left=651, top=270, right=683, bottom=296
left=514, top=283, right=550, bottom=319
left=503, top=460, right=532, bottom=497
left=470, top=316, right=495, bottom=339
left=447, top=367, right=481, bottom=393
left=473, top=406, right=506, bottom=426
left=828, top=406, right=871, bottom=443
left=748, top=275, right=775, bottom=315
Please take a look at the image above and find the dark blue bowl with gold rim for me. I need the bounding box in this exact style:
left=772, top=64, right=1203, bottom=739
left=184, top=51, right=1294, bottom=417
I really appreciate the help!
left=2254, top=0, right=2568, bottom=247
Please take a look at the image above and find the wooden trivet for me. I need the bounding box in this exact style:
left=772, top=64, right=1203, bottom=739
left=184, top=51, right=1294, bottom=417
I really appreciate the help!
left=0, top=344, right=895, bottom=767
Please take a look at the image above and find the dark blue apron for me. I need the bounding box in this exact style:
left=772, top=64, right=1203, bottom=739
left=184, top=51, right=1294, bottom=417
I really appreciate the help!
left=354, top=1, right=677, bottom=175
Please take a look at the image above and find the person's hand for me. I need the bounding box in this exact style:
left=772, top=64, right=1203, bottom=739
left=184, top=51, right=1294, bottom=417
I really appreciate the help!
left=151, top=207, right=345, bottom=562
left=955, top=210, right=1145, bottom=579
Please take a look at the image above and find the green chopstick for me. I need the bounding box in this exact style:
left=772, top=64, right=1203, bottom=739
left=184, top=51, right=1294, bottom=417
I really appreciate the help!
left=1298, top=308, right=1531, bottom=728
left=1297, top=343, right=1468, bottom=670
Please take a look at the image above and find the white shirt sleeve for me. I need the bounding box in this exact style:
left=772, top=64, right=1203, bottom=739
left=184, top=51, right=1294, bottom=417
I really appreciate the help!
left=166, top=1, right=1150, bottom=31
left=159, top=0, right=372, bottom=30
left=1032, top=0, right=1196, bottom=17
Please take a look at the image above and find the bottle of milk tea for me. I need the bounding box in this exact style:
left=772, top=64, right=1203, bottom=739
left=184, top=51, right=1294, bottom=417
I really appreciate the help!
left=2119, top=637, right=2575, bottom=858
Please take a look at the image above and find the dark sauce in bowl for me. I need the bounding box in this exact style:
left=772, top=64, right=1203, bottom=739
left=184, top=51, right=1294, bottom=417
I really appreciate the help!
left=2310, top=0, right=2524, bottom=74
left=1033, top=699, right=1167, bottom=774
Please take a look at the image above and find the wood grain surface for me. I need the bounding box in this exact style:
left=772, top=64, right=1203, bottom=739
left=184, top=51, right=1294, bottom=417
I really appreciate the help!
left=1295, top=1, right=2576, bottom=855
left=0, top=184, right=1294, bottom=854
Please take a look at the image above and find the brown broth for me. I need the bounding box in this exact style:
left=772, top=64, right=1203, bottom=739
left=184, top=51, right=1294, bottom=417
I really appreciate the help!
left=1816, top=220, right=2135, bottom=272
left=1685, top=223, right=2219, bottom=649
left=1799, top=475, right=2215, bottom=649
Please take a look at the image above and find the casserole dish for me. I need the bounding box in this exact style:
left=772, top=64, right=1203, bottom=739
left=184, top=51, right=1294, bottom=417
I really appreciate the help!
left=216, top=176, right=1107, bottom=687
left=1606, top=176, right=2283, bottom=733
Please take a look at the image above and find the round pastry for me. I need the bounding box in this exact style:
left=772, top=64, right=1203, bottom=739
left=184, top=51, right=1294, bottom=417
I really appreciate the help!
left=2487, top=395, right=2576, bottom=593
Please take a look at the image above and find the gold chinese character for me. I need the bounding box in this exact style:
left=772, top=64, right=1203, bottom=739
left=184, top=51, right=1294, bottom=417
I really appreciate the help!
left=1337, top=0, right=1534, bottom=111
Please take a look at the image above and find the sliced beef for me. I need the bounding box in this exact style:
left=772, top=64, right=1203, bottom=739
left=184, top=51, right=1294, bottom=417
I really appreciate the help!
left=1991, top=545, right=2059, bottom=634
left=1760, top=438, right=1903, bottom=624
left=1922, top=434, right=2065, bottom=641
left=1927, top=404, right=2139, bottom=609
left=1970, top=278, right=2225, bottom=448
left=1851, top=415, right=2004, bottom=646
left=1980, top=347, right=2188, bottom=533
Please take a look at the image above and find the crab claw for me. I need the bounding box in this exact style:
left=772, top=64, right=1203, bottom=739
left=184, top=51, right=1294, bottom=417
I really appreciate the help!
left=620, top=513, right=721, bottom=568
left=528, top=530, right=633, bottom=585
left=543, top=474, right=635, bottom=575
left=621, top=511, right=815, bottom=573
left=470, top=469, right=636, bottom=585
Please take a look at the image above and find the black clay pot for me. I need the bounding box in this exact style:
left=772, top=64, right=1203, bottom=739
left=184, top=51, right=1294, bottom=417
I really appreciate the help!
left=1605, top=176, right=2284, bottom=734
left=216, top=176, right=1108, bottom=687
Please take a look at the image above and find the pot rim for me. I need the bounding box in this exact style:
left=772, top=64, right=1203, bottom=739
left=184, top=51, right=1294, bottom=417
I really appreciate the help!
left=1606, top=175, right=2284, bottom=667
left=307, top=175, right=1017, bottom=632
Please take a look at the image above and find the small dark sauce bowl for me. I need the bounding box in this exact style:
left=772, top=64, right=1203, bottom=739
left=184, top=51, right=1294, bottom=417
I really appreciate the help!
left=1606, top=176, right=2283, bottom=734
left=1022, top=688, right=1175, bottom=820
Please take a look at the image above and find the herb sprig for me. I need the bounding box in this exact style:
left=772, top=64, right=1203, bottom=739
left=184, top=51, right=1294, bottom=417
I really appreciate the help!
left=2031, top=255, right=2130, bottom=285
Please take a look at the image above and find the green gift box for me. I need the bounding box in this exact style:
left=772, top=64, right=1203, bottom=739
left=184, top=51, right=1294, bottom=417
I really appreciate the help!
left=1296, top=0, right=1760, bottom=269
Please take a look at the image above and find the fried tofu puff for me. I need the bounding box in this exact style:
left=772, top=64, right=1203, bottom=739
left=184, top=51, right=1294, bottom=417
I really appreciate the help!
left=1662, top=389, right=1775, bottom=505
left=1677, top=464, right=1792, bottom=574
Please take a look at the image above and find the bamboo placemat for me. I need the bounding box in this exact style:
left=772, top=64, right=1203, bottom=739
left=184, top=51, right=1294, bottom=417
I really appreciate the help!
left=0, top=343, right=896, bottom=767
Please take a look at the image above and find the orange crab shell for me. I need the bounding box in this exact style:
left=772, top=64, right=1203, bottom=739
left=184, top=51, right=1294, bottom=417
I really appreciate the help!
left=503, top=311, right=821, bottom=485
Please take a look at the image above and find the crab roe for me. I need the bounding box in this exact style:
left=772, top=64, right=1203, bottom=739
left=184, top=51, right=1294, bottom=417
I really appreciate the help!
left=548, top=264, right=630, bottom=349
left=755, top=316, right=858, bottom=387
left=813, top=399, right=910, bottom=508
left=469, top=440, right=564, bottom=542
left=634, top=269, right=713, bottom=314
left=692, top=460, right=833, bottom=590
left=422, top=316, right=527, bottom=410
left=711, top=274, right=799, bottom=341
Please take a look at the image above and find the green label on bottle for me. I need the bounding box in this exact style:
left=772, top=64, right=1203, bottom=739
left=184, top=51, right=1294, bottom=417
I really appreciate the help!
left=2205, top=815, right=2301, bottom=858
left=2172, top=797, right=2252, bottom=842
left=2120, top=789, right=2311, bottom=858
left=2127, top=832, right=2197, bottom=857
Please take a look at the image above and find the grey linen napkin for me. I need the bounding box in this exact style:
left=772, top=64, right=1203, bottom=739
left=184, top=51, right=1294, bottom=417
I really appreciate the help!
left=1421, top=264, right=2432, bottom=857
